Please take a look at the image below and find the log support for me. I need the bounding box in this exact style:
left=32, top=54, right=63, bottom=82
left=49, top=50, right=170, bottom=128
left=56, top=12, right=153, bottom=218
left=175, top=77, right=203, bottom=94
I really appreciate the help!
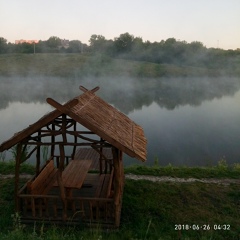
left=112, top=147, right=124, bottom=227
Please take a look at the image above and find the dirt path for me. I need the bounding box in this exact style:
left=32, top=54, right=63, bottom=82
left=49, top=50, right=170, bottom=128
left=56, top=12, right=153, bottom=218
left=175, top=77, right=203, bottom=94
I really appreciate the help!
left=125, top=174, right=240, bottom=185
left=1, top=173, right=240, bottom=185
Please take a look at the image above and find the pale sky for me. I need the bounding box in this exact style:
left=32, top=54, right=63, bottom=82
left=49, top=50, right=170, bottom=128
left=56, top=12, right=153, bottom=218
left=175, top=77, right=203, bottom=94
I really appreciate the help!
left=0, top=0, right=239, bottom=49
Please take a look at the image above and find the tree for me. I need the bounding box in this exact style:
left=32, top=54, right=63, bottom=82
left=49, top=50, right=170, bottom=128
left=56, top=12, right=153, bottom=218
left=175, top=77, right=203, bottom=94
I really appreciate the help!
left=89, top=34, right=107, bottom=52
left=46, top=36, right=61, bottom=49
left=0, top=37, right=8, bottom=53
left=68, top=40, right=82, bottom=53
left=113, top=32, right=134, bottom=54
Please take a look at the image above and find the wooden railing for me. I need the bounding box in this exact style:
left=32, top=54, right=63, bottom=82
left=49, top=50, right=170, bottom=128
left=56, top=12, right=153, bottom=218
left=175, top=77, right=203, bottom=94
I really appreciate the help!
left=18, top=186, right=115, bottom=226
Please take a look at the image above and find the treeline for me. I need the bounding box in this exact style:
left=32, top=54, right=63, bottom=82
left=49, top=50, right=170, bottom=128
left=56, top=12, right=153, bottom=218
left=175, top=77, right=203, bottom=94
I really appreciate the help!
left=0, top=36, right=87, bottom=54
left=1, top=33, right=240, bottom=69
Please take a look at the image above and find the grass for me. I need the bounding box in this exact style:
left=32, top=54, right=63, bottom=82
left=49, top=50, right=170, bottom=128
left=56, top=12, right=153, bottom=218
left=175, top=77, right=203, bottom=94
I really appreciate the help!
left=0, top=161, right=240, bottom=239
left=0, top=53, right=226, bottom=78
left=125, top=160, right=240, bottom=179
left=0, top=178, right=239, bottom=239
left=0, top=161, right=35, bottom=175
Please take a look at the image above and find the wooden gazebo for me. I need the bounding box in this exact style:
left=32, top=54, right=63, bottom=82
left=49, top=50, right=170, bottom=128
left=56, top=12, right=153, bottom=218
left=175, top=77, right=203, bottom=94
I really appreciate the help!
left=0, top=86, right=147, bottom=227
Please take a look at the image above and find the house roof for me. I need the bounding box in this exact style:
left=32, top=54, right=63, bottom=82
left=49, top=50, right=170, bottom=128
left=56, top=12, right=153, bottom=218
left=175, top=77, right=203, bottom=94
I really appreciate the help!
left=0, top=87, right=147, bottom=161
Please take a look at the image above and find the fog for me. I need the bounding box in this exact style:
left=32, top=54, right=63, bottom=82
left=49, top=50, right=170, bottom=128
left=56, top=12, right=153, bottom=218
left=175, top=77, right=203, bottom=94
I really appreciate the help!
left=1, top=75, right=240, bottom=166
left=1, top=75, right=240, bottom=114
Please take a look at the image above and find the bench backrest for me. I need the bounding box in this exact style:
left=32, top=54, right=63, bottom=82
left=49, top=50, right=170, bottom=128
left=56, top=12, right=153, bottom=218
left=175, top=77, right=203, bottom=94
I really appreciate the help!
left=28, top=160, right=57, bottom=195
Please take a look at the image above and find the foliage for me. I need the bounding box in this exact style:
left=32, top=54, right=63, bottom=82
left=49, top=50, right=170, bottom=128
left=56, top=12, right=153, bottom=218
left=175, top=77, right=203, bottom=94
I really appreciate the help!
left=0, top=161, right=35, bottom=175
left=0, top=151, right=6, bottom=161
left=0, top=34, right=239, bottom=75
left=10, top=145, right=30, bottom=163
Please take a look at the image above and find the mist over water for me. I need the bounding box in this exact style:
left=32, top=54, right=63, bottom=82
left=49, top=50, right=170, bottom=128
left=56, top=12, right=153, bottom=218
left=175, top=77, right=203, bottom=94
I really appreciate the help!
left=1, top=76, right=240, bottom=166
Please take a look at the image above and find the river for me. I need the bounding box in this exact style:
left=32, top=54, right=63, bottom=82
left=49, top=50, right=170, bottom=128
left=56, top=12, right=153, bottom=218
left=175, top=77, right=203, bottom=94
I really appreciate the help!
left=0, top=76, right=240, bottom=166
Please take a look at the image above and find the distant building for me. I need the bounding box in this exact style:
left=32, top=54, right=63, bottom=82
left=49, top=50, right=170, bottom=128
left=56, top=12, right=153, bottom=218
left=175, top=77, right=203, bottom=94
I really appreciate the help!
left=60, top=39, right=70, bottom=49
left=15, top=39, right=39, bottom=44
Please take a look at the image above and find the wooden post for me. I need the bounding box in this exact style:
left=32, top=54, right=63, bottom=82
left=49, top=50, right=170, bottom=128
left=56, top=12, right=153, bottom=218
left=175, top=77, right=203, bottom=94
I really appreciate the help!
left=99, top=138, right=103, bottom=174
left=58, top=144, right=67, bottom=220
left=71, top=121, right=77, bottom=159
left=51, top=123, right=55, bottom=157
left=36, top=131, right=41, bottom=175
left=112, top=147, right=124, bottom=227
left=59, top=144, right=65, bottom=172
left=62, top=114, right=67, bottom=143
left=14, top=143, right=22, bottom=212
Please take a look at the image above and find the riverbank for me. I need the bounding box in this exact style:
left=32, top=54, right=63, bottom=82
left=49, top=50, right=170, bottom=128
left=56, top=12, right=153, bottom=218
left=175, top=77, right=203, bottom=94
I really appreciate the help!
left=0, top=162, right=239, bottom=239
left=0, top=53, right=236, bottom=78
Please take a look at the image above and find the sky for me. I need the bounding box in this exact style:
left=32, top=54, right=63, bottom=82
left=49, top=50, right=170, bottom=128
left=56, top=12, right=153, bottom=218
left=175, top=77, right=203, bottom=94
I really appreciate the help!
left=0, top=0, right=239, bottom=50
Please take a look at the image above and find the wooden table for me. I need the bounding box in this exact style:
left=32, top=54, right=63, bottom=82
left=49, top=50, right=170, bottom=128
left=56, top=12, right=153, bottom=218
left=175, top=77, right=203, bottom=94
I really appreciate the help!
left=54, top=159, right=92, bottom=195
left=53, top=159, right=93, bottom=215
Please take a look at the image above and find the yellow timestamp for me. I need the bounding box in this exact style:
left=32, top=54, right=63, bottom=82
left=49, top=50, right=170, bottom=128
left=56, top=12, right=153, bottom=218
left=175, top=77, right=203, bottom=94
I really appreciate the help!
left=174, top=224, right=230, bottom=231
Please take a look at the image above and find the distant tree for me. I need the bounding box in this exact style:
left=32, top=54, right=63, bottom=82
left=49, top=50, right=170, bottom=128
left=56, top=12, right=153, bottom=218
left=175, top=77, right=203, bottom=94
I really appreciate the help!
left=68, top=40, right=82, bottom=53
left=113, top=32, right=134, bottom=54
left=89, top=34, right=107, bottom=52
left=189, top=41, right=205, bottom=51
left=0, top=37, right=8, bottom=53
left=46, top=36, right=61, bottom=49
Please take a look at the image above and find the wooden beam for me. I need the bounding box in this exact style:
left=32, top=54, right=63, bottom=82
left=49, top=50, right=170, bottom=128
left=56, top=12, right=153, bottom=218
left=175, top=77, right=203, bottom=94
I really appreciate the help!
left=79, top=86, right=88, bottom=92
left=47, top=98, right=78, bottom=116
left=0, top=98, right=79, bottom=152
left=79, top=85, right=100, bottom=93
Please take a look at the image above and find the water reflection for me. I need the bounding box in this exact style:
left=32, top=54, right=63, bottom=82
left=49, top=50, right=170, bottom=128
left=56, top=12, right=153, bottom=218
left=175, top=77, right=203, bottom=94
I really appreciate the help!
left=128, top=91, right=240, bottom=166
left=0, top=76, right=240, bottom=166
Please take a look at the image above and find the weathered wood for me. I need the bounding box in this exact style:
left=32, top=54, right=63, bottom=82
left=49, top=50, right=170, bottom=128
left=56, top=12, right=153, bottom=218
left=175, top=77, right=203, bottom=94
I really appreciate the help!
left=112, top=147, right=123, bottom=227
left=79, top=86, right=100, bottom=93
left=95, top=169, right=114, bottom=199
left=36, top=132, right=41, bottom=175
left=51, top=123, right=55, bottom=156
left=61, top=114, right=67, bottom=143
left=26, top=160, right=58, bottom=217
left=59, top=144, right=65, bottom=172
left=28, top=160, right=57, bottom=195
left=18, top=175, right=116, bottom=226
left=54, top=159, right=92, bottom=189
left=71, top=121, right=77, bottom=159
left=107, top=168, right=114, bottom=198
left=15, top=143, right=22, bottom=212
left=45, top=96, right=143, bottom=161
left=0, top=99, right=79, bottom=152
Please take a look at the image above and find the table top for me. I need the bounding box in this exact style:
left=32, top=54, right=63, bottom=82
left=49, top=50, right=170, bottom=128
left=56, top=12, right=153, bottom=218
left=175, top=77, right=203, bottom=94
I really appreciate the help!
left=55, top=159, right=93, bottom=189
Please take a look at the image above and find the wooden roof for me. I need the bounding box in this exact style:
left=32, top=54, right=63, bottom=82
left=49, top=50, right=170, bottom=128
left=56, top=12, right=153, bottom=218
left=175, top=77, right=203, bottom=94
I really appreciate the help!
left=0, top=87, right=147, bottom=162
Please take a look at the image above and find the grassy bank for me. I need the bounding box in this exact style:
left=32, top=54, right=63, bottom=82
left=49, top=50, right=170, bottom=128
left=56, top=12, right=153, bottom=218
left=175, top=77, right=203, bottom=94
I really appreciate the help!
left=125, top=160, right=240, bottom=179
left=0, top=53, right=230, bottom=78
left=0, top=162, right=240, bottom=239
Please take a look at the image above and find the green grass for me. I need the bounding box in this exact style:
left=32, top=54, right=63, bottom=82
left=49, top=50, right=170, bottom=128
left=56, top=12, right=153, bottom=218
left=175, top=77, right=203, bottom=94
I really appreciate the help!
left=0, top=179, right=239, bottom=239
left=0, top=162, right=240, bottom=239
left=125, top=161, right=240, bottom=179
left=0, top=53, right=226, bottom=78
left=0, top=161, right=35, bottom=175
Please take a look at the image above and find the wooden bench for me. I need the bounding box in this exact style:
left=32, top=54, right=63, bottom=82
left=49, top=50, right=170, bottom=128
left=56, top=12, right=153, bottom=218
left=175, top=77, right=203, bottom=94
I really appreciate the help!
left=92, top=169, right=114, bottom=220
left=27, top=159, right=58, bottom=195
left=95, top=168, right=114, bottom=199
left=26, top=160, right=58, bottom=217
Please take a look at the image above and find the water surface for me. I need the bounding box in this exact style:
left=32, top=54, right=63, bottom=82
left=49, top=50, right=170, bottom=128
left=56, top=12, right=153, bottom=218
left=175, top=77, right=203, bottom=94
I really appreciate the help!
left=0, top=76, right=240, bottom=166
